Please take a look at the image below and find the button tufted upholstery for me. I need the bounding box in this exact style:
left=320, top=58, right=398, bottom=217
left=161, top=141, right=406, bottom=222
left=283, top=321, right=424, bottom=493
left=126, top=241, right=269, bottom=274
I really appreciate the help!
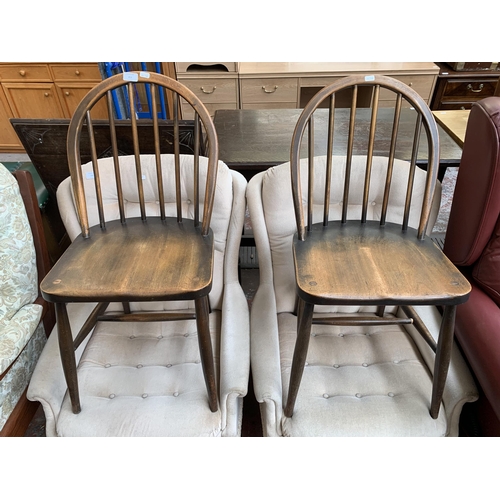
left=247, top=157, right=478, bottom=436
left=28, top=158, right=250, bottom=436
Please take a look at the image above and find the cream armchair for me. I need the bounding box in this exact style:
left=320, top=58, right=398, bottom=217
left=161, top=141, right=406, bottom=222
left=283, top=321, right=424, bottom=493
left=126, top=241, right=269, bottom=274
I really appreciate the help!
left=28, top=159, right=249, bottom=436
left=247, top=158, right=478, bottom=437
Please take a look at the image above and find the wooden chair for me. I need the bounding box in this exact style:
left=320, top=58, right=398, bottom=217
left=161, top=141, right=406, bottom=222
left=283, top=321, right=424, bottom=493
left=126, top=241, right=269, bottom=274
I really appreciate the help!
left=40, top=71, right=220, bottom=414
left=286, top=74, right=471, bottom=419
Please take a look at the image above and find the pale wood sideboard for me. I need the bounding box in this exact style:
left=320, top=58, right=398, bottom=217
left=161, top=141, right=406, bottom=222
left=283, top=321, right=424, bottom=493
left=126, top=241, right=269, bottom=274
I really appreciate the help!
left=176, top=62, right=440, bottom=117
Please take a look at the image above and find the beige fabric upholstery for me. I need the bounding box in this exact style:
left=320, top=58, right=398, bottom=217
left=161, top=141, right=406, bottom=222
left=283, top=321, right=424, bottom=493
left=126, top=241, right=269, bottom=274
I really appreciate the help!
left=28, top=158, right=250, bottom=436
left=247, top=157, right=478, bottom=436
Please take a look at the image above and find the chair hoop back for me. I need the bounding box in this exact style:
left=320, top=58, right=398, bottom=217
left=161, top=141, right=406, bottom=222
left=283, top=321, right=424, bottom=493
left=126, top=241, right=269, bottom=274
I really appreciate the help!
left=290, top=74, right=440, bottom=241
left=66, top=71, right=219, bottom=238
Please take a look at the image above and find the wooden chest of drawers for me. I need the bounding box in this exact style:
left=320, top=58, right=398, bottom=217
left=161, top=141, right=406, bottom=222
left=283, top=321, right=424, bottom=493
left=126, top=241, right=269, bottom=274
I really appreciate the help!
left=431, top=63, right=500, bottom=110
left=0, top=63, right=104, bottom=151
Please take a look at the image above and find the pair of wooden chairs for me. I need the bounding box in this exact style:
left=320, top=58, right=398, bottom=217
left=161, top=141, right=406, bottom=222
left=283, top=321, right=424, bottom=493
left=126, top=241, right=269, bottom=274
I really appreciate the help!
left=38, top=72, right=470, bottom=433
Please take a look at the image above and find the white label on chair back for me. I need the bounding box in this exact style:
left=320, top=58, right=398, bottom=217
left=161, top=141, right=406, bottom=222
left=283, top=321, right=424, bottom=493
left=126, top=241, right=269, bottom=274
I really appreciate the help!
left=123, top=72, right=139, bottom=82
left=139, top=72, right=150, bottom=78
left=365, top=75, right=375, bottom=81
left=86, top=172, right=94, bottom=179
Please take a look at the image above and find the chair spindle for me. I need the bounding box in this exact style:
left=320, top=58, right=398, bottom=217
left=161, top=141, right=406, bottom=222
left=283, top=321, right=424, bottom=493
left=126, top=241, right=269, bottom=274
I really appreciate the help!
left=87, top=111, right=105, bottom=229
left=194, top=113, right=200, bottom=227
left=106, top=90, right=126, bottom=224
left=307, top=116, right=314, bottom=231
left=151, top=84, right=166, bottom=221
left=128, top=82, right=146, bottom=221
left=380, top=93, right=403, bottom=226
left=361, top=85, right=380, bottom=223
left=323, top=94, right=335, bottom=226
left=173, top=94, right=182, bottom=223
left=342, top=85, right=358, bottom=223
left=402, top=113, right=423, bottom=231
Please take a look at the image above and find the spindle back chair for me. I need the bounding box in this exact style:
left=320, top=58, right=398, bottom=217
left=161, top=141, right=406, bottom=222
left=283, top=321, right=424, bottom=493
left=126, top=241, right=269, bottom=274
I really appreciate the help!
left=286, top=74, right=471, bottom=419
left=40, top=71, right=220, bottom=414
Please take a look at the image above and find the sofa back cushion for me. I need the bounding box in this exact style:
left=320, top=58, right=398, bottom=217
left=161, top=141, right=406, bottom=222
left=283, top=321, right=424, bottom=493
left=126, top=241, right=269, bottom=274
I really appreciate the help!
left=0, top=164, right=38, bottom=323
left=444, top=97, right=500, bottom=266
left=472, top=214, right=500, bottom=306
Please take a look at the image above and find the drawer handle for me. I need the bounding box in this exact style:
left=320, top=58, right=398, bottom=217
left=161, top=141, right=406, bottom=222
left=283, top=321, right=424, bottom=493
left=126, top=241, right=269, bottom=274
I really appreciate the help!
left=467, top=83, right=484, bottom=93
left=75, top=70, right=80, bottom=76
left=19, top=70, right=26, bottom=77
left=44, top=92, right=50, bottom=97
left=201, top=86, right=216, bottom=94
left=262, top=85, right=278, bottom=93
left=65, top=91, right=70, bottom=96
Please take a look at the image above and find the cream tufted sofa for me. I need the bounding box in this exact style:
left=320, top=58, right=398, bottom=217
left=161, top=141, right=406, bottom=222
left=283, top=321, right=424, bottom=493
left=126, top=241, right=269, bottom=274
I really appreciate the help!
left=247, top=156, right=478, bottom=437
left=28, top=155, right=249, bottom=436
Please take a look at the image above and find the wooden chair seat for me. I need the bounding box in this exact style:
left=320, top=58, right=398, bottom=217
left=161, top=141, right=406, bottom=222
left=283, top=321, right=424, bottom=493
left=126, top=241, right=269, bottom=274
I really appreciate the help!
left=42, top=218, right=213, bottom=302
left=294, top=220, right=470, bottom=306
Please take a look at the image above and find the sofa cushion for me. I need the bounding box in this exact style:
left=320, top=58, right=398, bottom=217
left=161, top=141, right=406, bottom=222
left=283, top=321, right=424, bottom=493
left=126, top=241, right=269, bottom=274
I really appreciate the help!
left=444, top=97, right=500, bottom=266
left=0, top=164, right=41, bottom=375
left=472, top=214, right=500, bottom=306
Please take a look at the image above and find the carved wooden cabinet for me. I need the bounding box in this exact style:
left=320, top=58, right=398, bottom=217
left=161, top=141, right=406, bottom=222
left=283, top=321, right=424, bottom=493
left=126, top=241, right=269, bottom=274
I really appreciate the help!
left=431, top=62, right=500, bottom=110
left=0, top=63, right=103, bottom=151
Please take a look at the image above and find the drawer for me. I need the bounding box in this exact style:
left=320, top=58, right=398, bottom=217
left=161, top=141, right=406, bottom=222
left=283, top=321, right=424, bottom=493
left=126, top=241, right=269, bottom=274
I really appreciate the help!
left=179, top=77, right=238, bottom=104
left=181, top=102, right=237, bottom=119
left=241, top=78, right=298, bottom=104
left=435, top=101, right=474, bottom=111
left=242, top=101, right=297, bottom=110
left=50, top=63, right=102, bottom=81
left=379, top=75, right=436, bottom=101
left=0, top=64, right=51, bottom=81
left=442, top=79, right=497, bottom=99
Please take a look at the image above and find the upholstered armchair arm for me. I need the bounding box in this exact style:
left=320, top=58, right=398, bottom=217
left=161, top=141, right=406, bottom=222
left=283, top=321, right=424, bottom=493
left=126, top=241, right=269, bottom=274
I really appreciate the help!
left=218, top=170, right=250, bottom=436
left=27, top=303, right=98, bottom=436
left=250, top=283, right=284, bottom=436
left=399, top=305, right=478, bottom=436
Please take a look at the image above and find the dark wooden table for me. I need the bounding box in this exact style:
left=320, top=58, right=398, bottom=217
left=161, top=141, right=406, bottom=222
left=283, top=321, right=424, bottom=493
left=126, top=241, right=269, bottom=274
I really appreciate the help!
left=214, top=108, right=464, bottom=181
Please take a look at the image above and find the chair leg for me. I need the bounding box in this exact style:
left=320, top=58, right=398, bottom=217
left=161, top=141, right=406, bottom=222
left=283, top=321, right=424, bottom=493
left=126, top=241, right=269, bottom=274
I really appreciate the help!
left=285, top=298, right=314, bottom=418
left=430, top=304, right=456, bottom=419
left=195, top=295, right=218, bottom=412
left=55, top=302, right=81, bottom=414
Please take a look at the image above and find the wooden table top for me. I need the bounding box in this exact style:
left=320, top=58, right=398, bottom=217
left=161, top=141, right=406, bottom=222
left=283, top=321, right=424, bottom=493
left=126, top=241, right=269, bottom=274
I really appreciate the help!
left=432, top=110, right=470, bottom=148
left=214, top=108, right=464, bottom=178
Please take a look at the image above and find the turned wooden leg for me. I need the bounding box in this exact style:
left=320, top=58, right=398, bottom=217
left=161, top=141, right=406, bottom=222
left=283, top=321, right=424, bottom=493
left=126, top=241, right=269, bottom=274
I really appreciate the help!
left=285, top=298, right=314, bottom=418
left=55, top=302, right=80, bottom=414
left=430, top=304, right=456, bottom=419
left=195, top=295, right=218, bottom=412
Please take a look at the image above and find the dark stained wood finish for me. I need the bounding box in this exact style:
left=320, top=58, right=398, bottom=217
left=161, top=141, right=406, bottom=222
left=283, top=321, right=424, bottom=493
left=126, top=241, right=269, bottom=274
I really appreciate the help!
left=213, top=108, right=464, bottom=181
left=42, top=218, right=214, bottom=302
left=293, top=222, right=470, bottom=306
left=39, top=72, right=220, bottom=414
left=285, top=75, right=472, bottom=420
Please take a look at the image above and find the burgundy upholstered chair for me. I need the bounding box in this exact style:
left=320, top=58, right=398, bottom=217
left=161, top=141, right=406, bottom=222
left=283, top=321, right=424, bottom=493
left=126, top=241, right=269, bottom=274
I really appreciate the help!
left=443, top=96, right=500, bottom=436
